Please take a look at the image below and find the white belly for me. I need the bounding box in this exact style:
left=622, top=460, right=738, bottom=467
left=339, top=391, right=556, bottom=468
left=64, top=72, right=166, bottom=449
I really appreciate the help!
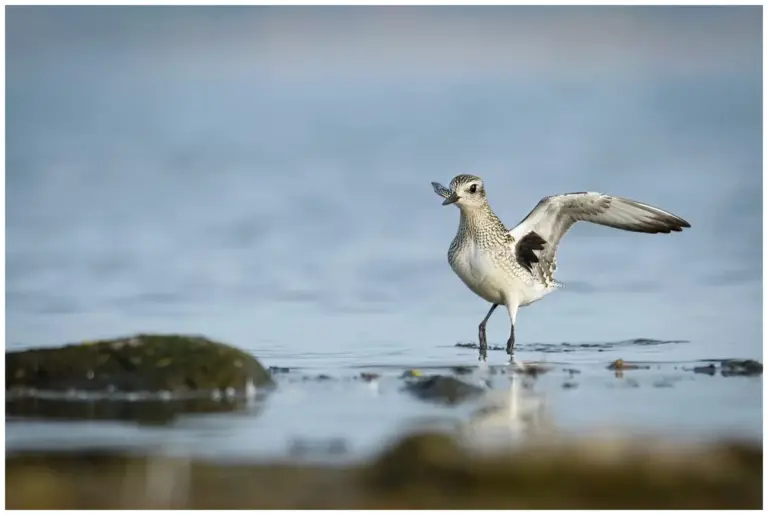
left=450, top=242, right=508, bottom=305
left=449, top=241, right=553, bottom=308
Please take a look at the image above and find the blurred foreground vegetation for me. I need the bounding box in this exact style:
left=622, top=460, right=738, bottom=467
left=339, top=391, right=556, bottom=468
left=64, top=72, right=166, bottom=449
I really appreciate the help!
left=7, top=431, right=761, bottom=509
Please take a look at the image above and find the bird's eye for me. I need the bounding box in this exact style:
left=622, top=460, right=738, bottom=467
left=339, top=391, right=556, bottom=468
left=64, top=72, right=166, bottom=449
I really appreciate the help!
left=469, top=184, right=478, bottom=194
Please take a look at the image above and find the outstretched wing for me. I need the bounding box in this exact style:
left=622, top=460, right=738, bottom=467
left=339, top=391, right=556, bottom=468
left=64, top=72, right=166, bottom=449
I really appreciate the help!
left=508, top=192, right=691, bottom=274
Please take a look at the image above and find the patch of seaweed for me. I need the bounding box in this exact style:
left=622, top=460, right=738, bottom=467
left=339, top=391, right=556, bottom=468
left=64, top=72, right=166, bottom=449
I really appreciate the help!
left=456, top=338, right=688, bottom=353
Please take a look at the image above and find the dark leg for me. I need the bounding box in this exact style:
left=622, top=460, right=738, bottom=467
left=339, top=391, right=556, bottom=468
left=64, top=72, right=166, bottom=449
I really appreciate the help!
left=505, top=303, right=524, bottom=369
left=478, top=304, right=498, bottom=361
left=505, top=323, right=515, bottom=355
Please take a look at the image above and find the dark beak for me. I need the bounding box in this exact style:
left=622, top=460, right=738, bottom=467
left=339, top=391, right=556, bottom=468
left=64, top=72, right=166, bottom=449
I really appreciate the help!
left=442, top=192, right=459, bottom=206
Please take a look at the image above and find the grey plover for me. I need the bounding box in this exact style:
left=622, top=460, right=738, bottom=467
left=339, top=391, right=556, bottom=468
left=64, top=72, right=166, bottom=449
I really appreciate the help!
left=431, top=174, right=690, bottom=365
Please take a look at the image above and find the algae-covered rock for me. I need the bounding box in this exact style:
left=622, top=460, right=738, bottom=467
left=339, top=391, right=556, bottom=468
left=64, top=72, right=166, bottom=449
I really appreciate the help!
left=6, top=334, right=272, bottom=396
left=404, top=375, right=484, bottom=405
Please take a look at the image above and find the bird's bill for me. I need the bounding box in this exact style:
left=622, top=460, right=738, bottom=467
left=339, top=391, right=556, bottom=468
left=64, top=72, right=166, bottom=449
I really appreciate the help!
left=442, top=192, right=459, bottom=205
left=431, top=181, right=459, bottom=205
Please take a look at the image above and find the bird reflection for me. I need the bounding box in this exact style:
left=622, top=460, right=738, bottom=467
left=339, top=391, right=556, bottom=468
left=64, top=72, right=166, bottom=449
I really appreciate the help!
left=460, top=369, right=555, bottom=452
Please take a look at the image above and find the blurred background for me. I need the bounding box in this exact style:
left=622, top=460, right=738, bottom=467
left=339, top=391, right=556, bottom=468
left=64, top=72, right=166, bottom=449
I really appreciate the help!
left=5, top=6, right=763, bottom=463
left=7, top=6, right=762, bottom=357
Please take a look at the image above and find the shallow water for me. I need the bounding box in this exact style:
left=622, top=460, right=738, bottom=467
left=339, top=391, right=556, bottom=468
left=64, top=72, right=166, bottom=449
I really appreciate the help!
left=5, top=7, right=762, bottom=461
left=6, top=346, right=763, bottom=463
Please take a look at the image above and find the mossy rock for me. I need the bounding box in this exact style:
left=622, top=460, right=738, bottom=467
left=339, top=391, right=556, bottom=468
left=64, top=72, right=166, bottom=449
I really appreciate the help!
left=6, top=334, right=273, bottom=396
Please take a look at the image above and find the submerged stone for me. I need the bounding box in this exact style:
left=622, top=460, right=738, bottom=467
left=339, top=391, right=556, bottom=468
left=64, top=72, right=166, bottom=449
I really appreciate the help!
left=721, top=359, right=763, bottom=377
left=6, top=334, right=273, bottom=396
left=518, top=362, right=552, bottom=377
left=689, top=360, right=762, bottom=377
left=404, top=375, right=484, bottom=405
left=692, top=364, right=717, bottom=375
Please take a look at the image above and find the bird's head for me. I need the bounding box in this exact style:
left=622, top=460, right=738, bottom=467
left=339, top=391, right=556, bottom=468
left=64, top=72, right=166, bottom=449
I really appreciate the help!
left=431, top=174, right=487, bottom=210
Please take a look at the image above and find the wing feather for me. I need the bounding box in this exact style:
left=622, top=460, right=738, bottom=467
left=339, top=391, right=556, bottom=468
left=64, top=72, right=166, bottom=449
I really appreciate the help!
left=508, top=192, right=690, bottom=274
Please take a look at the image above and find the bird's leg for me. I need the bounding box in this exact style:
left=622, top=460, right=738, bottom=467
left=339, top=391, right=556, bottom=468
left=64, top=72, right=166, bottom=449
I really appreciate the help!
left=506, top=325, right=526, bottom=370
left=505, top=302, right=525, bottom=370
left=477, top=303, right=498, bottom=361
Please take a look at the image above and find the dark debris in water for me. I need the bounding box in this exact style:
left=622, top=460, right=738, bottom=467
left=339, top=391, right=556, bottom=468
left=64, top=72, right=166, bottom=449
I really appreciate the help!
left=626, top=338, right=690, bottom=346
left=531, top=338, right=688, bottom=353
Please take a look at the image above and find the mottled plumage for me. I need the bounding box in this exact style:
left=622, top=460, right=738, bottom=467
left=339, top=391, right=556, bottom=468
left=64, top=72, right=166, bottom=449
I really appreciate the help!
left=431, top=174, right=691, bottom=365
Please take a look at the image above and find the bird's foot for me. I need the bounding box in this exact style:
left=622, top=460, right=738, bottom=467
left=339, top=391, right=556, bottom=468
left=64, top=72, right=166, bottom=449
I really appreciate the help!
left=508, top=355, right=527, bottom=372
left=478, top=331, right=489, bottom=362
left=477, top=342, right=488, bottom=362
left=506, top=336, right=524, bottom=371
